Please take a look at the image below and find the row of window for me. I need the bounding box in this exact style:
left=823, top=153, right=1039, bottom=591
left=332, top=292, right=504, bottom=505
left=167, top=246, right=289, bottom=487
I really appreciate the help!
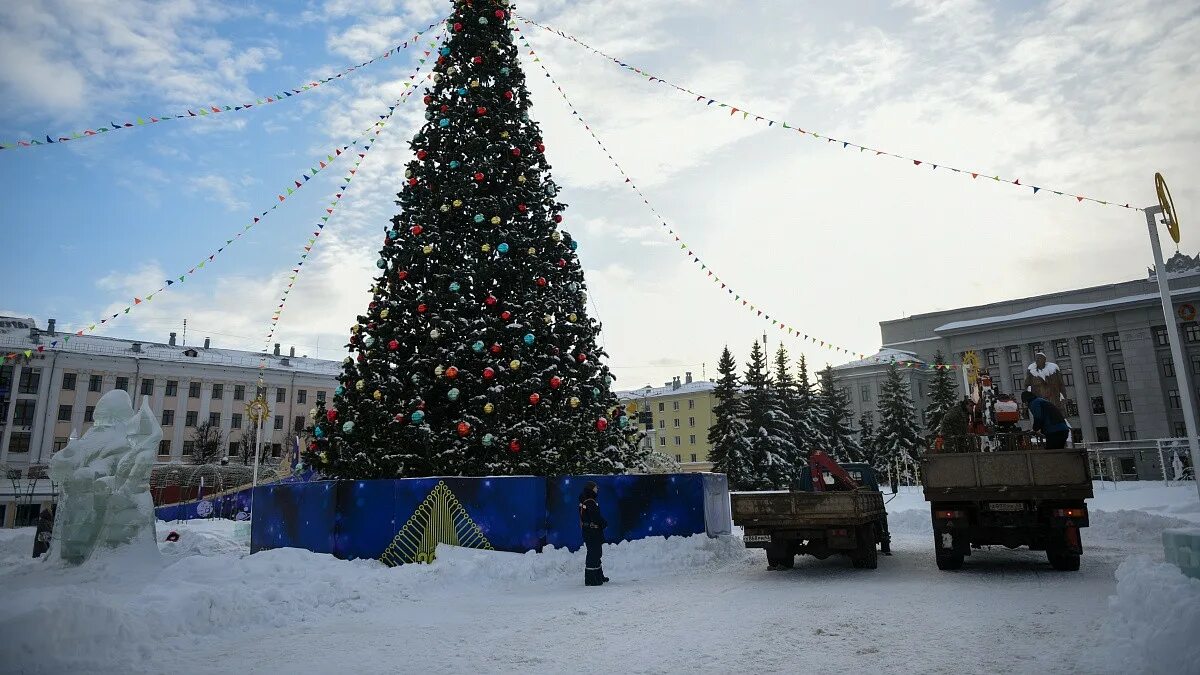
left=155, top=440, right=286, bottom=458
left=981, top=334, right=1122, bottom=367
left=656, top=399, right=697, bottom=412
left=674, top=454, right=700, bottom=463
left=657, top=435, right=698, bottom=446
left=656, top=417, right=697, bottom=429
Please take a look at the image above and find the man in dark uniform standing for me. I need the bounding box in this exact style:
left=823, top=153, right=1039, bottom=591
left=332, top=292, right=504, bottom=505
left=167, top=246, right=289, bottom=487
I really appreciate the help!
left=579, top=481, right=609, bottom=586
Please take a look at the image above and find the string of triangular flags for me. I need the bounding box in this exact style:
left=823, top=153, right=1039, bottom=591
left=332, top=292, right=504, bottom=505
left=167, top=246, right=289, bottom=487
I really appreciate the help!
left=263, top=33, right=445, bottom=354
left=0, top=21, right=442, bottom=153
left=516, top=24, right=964, bottom=371
left=517, top=15, right=1139, bottom=212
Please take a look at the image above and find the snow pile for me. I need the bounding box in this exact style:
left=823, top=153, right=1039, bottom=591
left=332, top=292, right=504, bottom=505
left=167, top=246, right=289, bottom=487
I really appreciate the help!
left=0, top=526, right=35, bottom=574
left=1086, top=555, right=1200, bottom=674
left=1087, top=509, right=1195, bottom=546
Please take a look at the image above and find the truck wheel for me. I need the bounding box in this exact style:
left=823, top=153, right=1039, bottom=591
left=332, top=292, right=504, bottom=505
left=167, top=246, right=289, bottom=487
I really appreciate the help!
left=766, top=545, right=794, bottom=570
left=934, top=535, right=963, bottom=570
left=852, top=526, right=878, bottom=569
left=1047, top=550, right=1080, bottom=571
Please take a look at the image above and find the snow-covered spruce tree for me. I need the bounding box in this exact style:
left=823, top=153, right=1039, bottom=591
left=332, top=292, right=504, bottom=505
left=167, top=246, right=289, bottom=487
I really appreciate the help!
left=742, top=341, right=798, bottom=489
left=795, top=354, right=826, bottom=451
left=773, top=345, right=812, bottom=470
left=708, top=346, right=752, bottom=489
left=855, top=411, right=884, bottom=475
left=307, top=6, right=643, bottom=479
left=814, top=365, right=856, bottom=462
left=875, top=362, right=923, bottom=483
left=922, top=350, right=959, bottom=442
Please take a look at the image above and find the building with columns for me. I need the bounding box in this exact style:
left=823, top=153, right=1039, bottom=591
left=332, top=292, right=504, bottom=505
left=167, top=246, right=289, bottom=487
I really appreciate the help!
left=0, top=317, right=339, bottom=526
left=834, top=257, right=1200, bottom=460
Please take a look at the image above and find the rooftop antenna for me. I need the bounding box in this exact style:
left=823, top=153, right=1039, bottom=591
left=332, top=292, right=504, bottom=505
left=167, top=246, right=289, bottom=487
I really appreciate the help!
left=702, top=362, right=706, bottom=380
left=181, top=318, right=188, bottom=346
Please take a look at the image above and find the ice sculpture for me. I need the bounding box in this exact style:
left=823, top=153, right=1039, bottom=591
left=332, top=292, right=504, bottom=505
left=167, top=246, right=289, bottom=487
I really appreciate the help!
left=48, top=390, right=162, bottom=565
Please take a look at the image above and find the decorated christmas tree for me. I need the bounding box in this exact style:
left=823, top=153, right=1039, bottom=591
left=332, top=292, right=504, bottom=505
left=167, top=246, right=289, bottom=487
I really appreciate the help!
left=307, top=3, right=643, bottom=479
left=922, top=350, right=959, bottom=441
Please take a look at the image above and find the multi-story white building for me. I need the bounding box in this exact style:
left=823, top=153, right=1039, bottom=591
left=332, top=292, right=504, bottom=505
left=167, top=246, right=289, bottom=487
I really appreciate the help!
left=0, top=316, right=339, bottom=526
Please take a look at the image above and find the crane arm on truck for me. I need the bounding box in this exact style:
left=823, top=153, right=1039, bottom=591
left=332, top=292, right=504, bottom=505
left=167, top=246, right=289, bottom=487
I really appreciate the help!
left=809, top=451, right=860, bottom=492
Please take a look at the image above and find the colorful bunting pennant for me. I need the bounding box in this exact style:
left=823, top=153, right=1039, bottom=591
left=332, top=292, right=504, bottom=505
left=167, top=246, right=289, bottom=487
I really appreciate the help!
left=516, top=15, right=1138, bottom=212
left=0, top=21, right=442, bottom=153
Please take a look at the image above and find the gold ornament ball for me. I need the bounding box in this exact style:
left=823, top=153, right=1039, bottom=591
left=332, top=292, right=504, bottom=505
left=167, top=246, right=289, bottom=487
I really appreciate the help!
left=355, top=379, right=365, bottom=390
left=543, top=314, right=553, bottom=324
left=308, top=407, right=318, bottom=420
left=404, top=169, right=413, bottom=178
left=481, top=243, right=492, bottom=253
left=569, top=396, right=580, bottom=408
left=500, top=131, right=510, bottom=139
left=568, top=313, right=578, bottom=322
left=527, top=247, right=537, bottom=255
left=517, top=175, right=526, bottom=184
left=422, top=244, right=433, bottom=254
left=373, top=390, right=382, bottom=401
left=351, top=325, right=360, bottom=334
left=380, top=308, right=390, bottom=319
left=509, top=359, right=521, bottom=370
left=489, top=216, right=500, bottom=225
left=470, top=79, right=480, bottom=87
left=440, top=204, right=450, bottom=212
left=435, top=365, right=445, bottom=377
left=453, top=199, right=463, bottom=207
left=551, top=231, right=562, bottom=242
left=484, top=402, right=495, bottom=414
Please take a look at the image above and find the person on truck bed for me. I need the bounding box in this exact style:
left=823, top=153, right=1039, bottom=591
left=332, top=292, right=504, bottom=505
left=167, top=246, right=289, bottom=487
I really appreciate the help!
left=579, top=481, right=610, bottom=586
left=1024, top=351, right=1066, bottom=402
left=1021, top=391, right=1070, bottom=449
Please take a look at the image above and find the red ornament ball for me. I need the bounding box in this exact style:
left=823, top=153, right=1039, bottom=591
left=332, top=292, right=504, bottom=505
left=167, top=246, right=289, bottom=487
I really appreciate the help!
left=309, top=441, right=317, bottom=451
left=529, top=393, right=541, bottom=405
left=537, top=143, right=546, bottom=153
left=356, top=353, right=365, bottom=363
left=417, top=303, right=428, bottom=313
left=388, top=339, right=399, bottom=351
left=557, top=258, right=567, bottom=268
left=416, top=149, right=428, bottom=160
left=495, top=9, right=505, bottom=18
left=397, top=270, right=408, bottom=281
left=500, top=310, right=512, bottom=321
left=410, top=224, right=423, bottom=236
left=509, top=438, right=521, bottom=452
left=417, top=400, right=427, bottom=410
left=445, top=366, right=459, bottom=379
left=472, top=56, right=482, bottom=64
left=536, top=277, right=547, bottom=287
left=490, top=343, right=502, bottom=354
left=476, top=106, right=487, bottom=116
left=553, top=214, right=563, bottom=223
left=393, top=413, right=405, bottom=423
left=511, top=147, right=521, bottom=157
left=422, top=95, right=432, bottom=105
left=326, top=409, right=338, bottom=422
left=482, top=367, right=495, bottom=380
left=596, top=417, right=609, bottom=431
left=550, top=376, right=562, bottom=389
left=453, top=22, right=462, bottom=31
left=504, top=90, right=514, bottom=100
left=440, top=104, right=449, bottom=113
left=517, top=203, right=527, bottom=212
left=407, top=177, right=417, bottom=186
left=474, top=172, right=485, bottom=182
left=485, top=295, right=498, bottom=306
left=369, top=301, right=378, bottom=310
left=457, top=421, right=471, bottom=437
left=576, top=353, right=588, bottom=363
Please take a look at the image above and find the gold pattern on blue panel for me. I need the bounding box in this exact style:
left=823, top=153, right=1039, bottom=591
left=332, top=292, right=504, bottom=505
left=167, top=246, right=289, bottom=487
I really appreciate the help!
left=380, top=481, right=493, bottom=566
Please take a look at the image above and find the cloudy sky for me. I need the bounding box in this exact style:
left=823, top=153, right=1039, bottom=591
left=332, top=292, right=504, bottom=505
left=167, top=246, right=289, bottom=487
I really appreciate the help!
left=1, top=0, right=1197, bottom=389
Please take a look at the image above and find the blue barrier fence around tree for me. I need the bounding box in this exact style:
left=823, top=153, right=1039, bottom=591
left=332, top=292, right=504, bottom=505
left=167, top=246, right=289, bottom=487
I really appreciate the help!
left=249, top=473, right=731, bottom=564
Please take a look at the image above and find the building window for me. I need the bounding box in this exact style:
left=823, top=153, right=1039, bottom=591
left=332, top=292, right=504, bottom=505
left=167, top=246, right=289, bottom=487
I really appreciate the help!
left=61, top=372, right=76, bottom=391
left=1065, top=399, right=1079, bottom=417
left=1012, top=374, right=1023, bottom=393
left=140, top=378, right=154, bottom=396
left=1054, top=340, right=1069, bottom=359
left=88, top=374, right=102, bottom=392
left=297, top=389, right=308, bottom=404
left=212, top=384, right=223, bottom=400
left=233, top=385, right=245, bottom=401
left=162, top=410, right=174, bottom=426
left=57, top=404, right=72, bottom=422
left=1091, top=397, right=1106, bottom=415
left=1079, top=336, right=1095, bottom=355
left=158, top=440, right=171, bottom=456
left=185, top=411, right=198, bottom=427
left=689, top=435, right=696, bottom=445
left=690, top=453, right=698, bottom=462
left=114, top=376, right=128, bottom=392
left=187, top=382, right=202, bottom=398
left=276, top=388, right=286, bottom=404
left=274, top=415, right=284, bottom=430
left=271, top=443, right=283, bottom=458
left=294, top=416, right=305, bottom=433
left=8, top=432, right=31, bottom=453
left=1103, top=333, right=1121, bottom=352
left=1168, top=390, right=1182, bottom=409
left=182, top=441, right=194, bottom=456
left=1121, top=424, right=1137, bottom=441
left=672, top=401, right=680, bottom=411
left=1154, top=326, right=1170, bottom=346
left=54, top=437, right=68, bottom=451
left=1007, top=346, right=1021, bottom=364
left=659, top=437, right=667, bottom=447
left=658, top=402, right=664, bottom=412
left=1062, top=371, right=1074, bottom=387
left=165, top=380, right=178, bottom=397
left=13, top=400, right=36, bottom=426
left=209, top=412, right=221, bottom=427
left=1174, top=422, right=1187, bottom=437
left=688, top=416, right=696, bottom=427
left=228, top=442, right=239, bottom=458
left=1164, top=357, right=1176, bottom=378
left=85, top=406, right=95, bottom=422
left=1186, top=323, right=1200, bottom=342
left=673, top=418, right=680, bottom=428
left=1085, top=365, right=1100, bottom=385
left=1095, top=426, right=1110, bottom=442
left=316, top=391, right=327, bottom=403
left=986, top=350, right=998, bottom=366
left=231, top=413, right=242, bottom=429
left=688, top=399, right=695, bottom=409
left=1117, top=394, right=1132, bottom=413
left=19, top=368, right=42, bottom=394
left=674, top=436, right=681, bottom=446
left=658, top=420, right=665, bottom=429
left=1111, top=363, right=1126, bottom=382
left=861, top=385, right=871, bottom=402
left=675, top=454, right=681, bottom=461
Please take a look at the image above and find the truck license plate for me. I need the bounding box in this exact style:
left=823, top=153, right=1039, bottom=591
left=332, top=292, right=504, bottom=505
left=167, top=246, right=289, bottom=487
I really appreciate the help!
left=743, top=534, right=772, bottom=543
left=988, top=502, right=1025, bottom=512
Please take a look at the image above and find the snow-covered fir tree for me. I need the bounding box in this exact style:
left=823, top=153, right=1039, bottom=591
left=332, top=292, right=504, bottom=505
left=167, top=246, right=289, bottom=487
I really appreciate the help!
left=707, top=346, right=752, bottom=489
left=922, top=350, right=959, bottom=441
left=814, top=365, right=856, bottom=462
left=774, top=345, right=817, bottom=465
left=742, top=341, right=799, bottom=489
left=855, top=411, right=884, bottom=475
left=306, top=5, right=644, bottom=478
left=875, top=362, right=923, bottom=485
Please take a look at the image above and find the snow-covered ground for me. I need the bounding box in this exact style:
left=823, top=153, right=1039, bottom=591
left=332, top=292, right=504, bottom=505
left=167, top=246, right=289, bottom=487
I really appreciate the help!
left=1, top=482, right=1197, bottom=675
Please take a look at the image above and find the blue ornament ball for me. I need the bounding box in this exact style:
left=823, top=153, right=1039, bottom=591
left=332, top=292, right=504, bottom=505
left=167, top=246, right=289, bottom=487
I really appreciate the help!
left=457, top=88, right=467, bottom=96
left=498, top=243, right=509, bottom=254
left=376, top=258, right=387, bottom=269
left=440, top=47, right=450, bottom=56
left=523, top=333, right=535, bottom=345
left=449, top=160, right=461, bottom=169
left=342, top=421, right=355, bottom=433
left=314, top=426, right=324, bottom=438
left=447, top=387, right=460, bottom=401
left=569, top=240, right=579, bottom=251
left=387, top=229, right=399, bottom=239
left=473, top=214, right=485, bottom=223
left=335, top=386, right=345, bottom=396
left=591, top=387, right=600, bottom=399
left=472, top=340, right=485, bottom=353
left=500, top=67, right=510, bottom=76
left=411, top=410, right=425, bottom=423
left=478, top=16, right=488, bottom=24
left=619, top=415, right=629, bottom=428
left=449, top=281, right=461, bottom=292
left=483, top=433, right=495, bottom=446
left=439, top=118, right=450, bottom=128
